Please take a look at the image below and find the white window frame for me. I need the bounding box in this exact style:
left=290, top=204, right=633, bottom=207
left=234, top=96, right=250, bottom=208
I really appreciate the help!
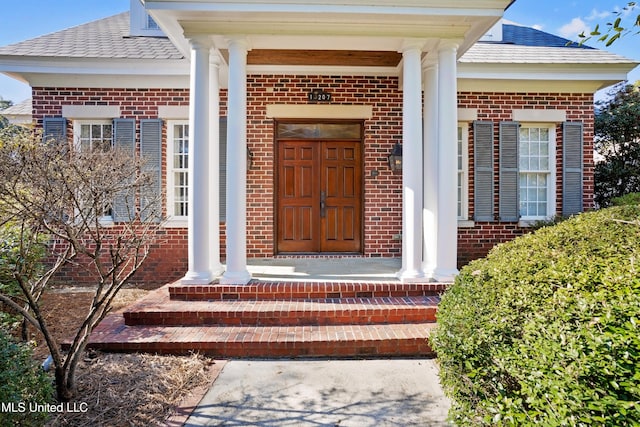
left=166, top=120, right=189, bottom=227
left=73, top=120, right=113, bottom=152
left=72, top=119, right=115, bottom=224
left=457, top=123, right=471, bottom=224
left=518, top=123, right=557, bottom=222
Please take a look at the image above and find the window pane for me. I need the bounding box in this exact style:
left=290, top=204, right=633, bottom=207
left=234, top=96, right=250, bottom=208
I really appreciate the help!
left=540, top=128, right=549, bottom=140
left=171, top=124, right=189, bottom=217
left=277, top=123, right=361, bottom=139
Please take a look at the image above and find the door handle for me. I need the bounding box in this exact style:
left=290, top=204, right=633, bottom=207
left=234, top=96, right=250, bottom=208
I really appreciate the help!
left=320, top=191, right=326, bottom=218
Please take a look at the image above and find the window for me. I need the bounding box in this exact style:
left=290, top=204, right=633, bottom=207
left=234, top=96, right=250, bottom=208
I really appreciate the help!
left=146, top=14, right=160, bottom=30
left=167, top=122, right=189, bottom=218
left=518, top=125, right=555, bottom=219
left=457, top=124, right=469, bottom=220
left=73, top=120, right=115, bottom=220
left=166, top=119, right=227, bottom=224
left=77, top=121, right=112, bottom=151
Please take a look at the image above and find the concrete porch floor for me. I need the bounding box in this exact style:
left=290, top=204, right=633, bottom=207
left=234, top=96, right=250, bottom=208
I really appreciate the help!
left=237, top=257, right=403, bottom=283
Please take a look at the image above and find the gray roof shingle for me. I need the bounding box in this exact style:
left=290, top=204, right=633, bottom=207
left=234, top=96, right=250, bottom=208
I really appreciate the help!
left=461, top=43, right=634, bottom=64
left=461, top=23, right=635, bottom=65
left=0, top=12, right=633, bottom=68
left=0, top=12, right=183, bottom=60
left=0, top=98, right=31, bottom=115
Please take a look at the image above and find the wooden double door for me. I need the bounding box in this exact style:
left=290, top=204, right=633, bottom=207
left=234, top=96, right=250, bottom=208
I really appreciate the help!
left=277, top=139, right=363, bottom=253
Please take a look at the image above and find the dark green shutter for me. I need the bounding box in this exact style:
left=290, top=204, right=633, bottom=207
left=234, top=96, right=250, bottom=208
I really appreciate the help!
left=219, top=117, right=227, bottom=221
left=140, top=119, right=163, bottom=222
left=499, top=121, right=520, bottom=221
left=563, top=122, right=584, bottom=215
left=473, top=121, right=495, bottom=222
left=42, top=117, right=67, bottom=143
left=112, top=119, right=136, bottom=222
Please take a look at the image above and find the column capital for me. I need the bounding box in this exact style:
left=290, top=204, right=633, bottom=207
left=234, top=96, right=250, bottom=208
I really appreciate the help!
left=209, top=51, right=222, bottom=67
left=187, top=35, right=213, bottom=50
left=399, top=38, right=426, bottom=54
left=227, top=36, right=252, bottom=53
left=437, top=39, right=461, bottom=52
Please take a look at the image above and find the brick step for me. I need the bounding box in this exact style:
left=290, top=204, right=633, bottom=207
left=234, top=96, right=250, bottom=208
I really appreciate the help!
left=81, top=314, right=436, bottom=358
left=169, top=282, right=449, bottom=301
left=123, top=295, right=440, bottom=327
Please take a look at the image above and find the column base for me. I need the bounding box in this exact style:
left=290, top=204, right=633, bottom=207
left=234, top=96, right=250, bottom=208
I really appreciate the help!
left=210, top=263, right=225, bottom=278
left=181, top=271, right=215, bottom=285
left=396, top=269, right=426, bottom=283
left=220, top=270, right=252, bottom=285
left=429, top=268, right=459, bottom=283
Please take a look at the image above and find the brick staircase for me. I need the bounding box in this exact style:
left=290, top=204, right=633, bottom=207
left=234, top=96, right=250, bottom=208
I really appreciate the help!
left=84, top=281, right=447, bottom=358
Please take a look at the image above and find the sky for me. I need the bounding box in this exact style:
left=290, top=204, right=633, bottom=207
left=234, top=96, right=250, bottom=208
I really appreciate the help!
left=0, top=0, right=639, bottom=104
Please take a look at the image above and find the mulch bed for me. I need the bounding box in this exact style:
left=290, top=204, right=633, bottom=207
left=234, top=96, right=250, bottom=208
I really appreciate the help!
left=6, top=287, right=221, bottom=426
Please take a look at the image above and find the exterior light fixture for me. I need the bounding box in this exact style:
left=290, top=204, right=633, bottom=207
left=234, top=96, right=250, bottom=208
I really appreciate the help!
left=247, top=147, right=254, bottom=170
left=388, top=143, right=402, bottom=173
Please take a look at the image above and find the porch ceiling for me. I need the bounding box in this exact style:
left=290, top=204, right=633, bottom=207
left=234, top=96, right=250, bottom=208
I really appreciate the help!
left=144, top=0, right=513, bottom=73
left=232, top=49, right=402, bottom=67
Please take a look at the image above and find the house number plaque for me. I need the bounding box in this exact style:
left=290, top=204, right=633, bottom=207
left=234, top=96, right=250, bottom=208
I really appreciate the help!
left=308, top=89, right=332, bottom=103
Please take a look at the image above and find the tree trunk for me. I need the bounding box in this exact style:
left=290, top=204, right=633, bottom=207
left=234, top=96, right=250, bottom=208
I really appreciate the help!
left=54, top=366, right=75, bottom=402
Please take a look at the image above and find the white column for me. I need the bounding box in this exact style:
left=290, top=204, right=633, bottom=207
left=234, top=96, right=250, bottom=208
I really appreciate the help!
left=182, top=37, right=213, bottom=285
left=423, top=63, right=439, bottom=277
left=434, top=40, right=460, bottom=281
left=209, top=52, right=224, bottom=277
left=398, top=41, right=425, bottom=282
left=221, top=37, right=251, bottom=285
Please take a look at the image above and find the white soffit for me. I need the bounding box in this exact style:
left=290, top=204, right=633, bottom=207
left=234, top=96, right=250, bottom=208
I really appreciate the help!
left=146, top=0, right=510, bottom=57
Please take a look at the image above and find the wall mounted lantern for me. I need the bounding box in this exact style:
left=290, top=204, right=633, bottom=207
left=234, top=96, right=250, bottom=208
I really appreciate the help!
left=388, top=143, right=402, bottom=173
left=247, top=146, right=254, bottom=170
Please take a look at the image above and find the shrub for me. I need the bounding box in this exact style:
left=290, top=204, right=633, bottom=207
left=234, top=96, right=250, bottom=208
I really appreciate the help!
left=612, top=192, right=640, bottom=206
left=0, top=223, right=47, bottom=331
left=431, top=205, right=640, bottom=426
left=0, top=328, right=54, bottom=427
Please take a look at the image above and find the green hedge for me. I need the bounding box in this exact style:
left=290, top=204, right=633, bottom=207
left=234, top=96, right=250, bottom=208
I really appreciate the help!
left=431, top=206, right=640, bottom=426
left=0, top=223, right=47, bottom=330
left=612, top=192, right=640, bottom=206
left=0, top=329, right=54, bottom=427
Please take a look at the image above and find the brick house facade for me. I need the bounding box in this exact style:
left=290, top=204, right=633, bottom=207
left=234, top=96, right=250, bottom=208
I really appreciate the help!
left=1, top=1, right=636, bottom=286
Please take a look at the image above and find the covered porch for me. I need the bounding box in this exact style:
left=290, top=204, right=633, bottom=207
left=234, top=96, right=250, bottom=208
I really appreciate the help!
left=143, top=0, right=514, bottom=285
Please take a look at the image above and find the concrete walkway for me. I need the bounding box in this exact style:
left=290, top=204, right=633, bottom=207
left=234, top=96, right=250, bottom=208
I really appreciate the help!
left=185, top=359, right=451, bottom=426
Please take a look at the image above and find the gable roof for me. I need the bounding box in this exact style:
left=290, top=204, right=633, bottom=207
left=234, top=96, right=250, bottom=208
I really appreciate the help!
left=0, top=13, right=182, bottom=60
left=461, top=22, right=634, bottom=65
left=0, top=11, right=636, bottom=93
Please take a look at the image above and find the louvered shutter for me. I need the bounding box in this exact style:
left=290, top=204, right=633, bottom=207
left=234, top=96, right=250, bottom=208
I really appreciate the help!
left=42, top=118, right=67, bottom=143
left=563, top=122, right=584, bottom=215
left=219, top=117, right=227, bottom=221
left=112, top=119, right=136, bottom=222
left=140, top=119, right=163, bottom=222
left=473, top=121, right=495, bottom=221
left=499, top=121, right=520, bottom=221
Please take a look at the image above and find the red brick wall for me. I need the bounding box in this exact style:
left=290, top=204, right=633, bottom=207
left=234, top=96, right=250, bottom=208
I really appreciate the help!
left=457, top=91, right=595, bottom=267
left=33, top=87, right=193, bottom=285
left=32, top=85, right=595, bottom=284
left=244, top=75, right=403, bottom=258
